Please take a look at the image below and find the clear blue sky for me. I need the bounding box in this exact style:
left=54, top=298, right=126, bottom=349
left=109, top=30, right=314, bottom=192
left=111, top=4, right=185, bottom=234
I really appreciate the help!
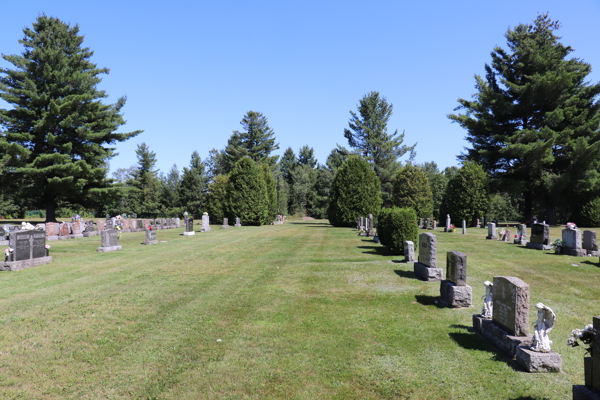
left=1, top=0, right=599, bottom=176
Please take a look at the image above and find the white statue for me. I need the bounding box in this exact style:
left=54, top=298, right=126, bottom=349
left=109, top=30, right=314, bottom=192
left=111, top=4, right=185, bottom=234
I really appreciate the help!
left=482, top=281, right=493, bottom=318
left=531, top=303, right=556, bottom=352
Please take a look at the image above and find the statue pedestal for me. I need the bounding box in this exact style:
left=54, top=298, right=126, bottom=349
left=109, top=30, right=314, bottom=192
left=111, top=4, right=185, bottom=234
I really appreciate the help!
left=515, top=346, right=561, bottom=372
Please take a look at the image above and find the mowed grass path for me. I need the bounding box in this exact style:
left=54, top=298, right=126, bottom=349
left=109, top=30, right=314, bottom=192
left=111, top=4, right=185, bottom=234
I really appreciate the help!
left=0, top=220, right=598, bottom=399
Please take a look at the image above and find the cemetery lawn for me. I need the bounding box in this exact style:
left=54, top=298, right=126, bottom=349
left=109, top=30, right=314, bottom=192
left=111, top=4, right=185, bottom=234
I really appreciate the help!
left=0, top=220, right=598, bottom=399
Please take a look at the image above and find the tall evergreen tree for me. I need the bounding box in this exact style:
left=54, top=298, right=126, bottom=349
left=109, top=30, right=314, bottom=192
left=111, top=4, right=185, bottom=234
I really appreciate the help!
left=298, top=145, right=317, bottom=168
left=227, top=157, right=269, bottom=225
left=280, top=147, right=297, bottom=185
left=221, top=111, right=280, bottom=173
left=205, top=174, right=229, bottom=224
left=449, top=14, right=600, bottom=223
left=160, top=164, right=181, bottom=216
left=0, top=16, right=142, bottom=221
left=344, top=91, right=416, bottom=206
left=178, top=151, right=206, bottom=217
left=132, top=143, right=161, bottom=216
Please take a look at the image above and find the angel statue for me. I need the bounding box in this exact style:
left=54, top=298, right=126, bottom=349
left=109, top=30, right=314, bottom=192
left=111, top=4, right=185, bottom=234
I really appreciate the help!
left=482, top=281, right=493, bottom=318
left=531, top=303, right=556, bottom=352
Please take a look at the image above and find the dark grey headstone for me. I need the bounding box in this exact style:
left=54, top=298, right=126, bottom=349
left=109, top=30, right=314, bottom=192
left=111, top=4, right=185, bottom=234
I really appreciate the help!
left=186, top=218, right=194, bottom=232
left=492, top=276, right=529, bottom=336
left=530, top=223, right=549, bottom=245
left=418, top=233, right=436, bottom=268
left=13, top=231, right=32, bottom=261
left=583, top=230, right=597, bottom=251
left=32, top=232, right=46, bottom=258
left=446, top=251, right=468, bottom=286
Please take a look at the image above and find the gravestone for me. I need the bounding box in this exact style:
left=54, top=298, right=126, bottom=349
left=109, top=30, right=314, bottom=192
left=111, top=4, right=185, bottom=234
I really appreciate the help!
left=72, top=222, right=83, bottom=237
left=60, top=223, right=70, bottom=238
left=445, top=214, right=451, bottom=232
left=562, top=228, right=586, bottom=256
left=97, top=220, right=105, bottom=231
left=175, top=218, right=181, bottom=228
left=221, top=218, right=229, bottom=229
left=97, top=229, right=121, bottom=252
left=502, top=229, right=511, bottom=242
left=413, top=233, right=443, bottom=282
left=573, top=315, right=600, bottom=399
left=583, top=230, right=599, bottom=256
left=486, top=223, right=497, bottom=240
left=144, top=227, right=158, bottom=245
left=493, top=276, right=529, bottom=336
left=1, top=230, right=52, bottom=271
left=472, top=276, right=531, bottom=358
left=46, top=222, right=59, bottom=241
left=183, top=214, right=195, bottom=236
left=419, top=218, right=424, bottom=229
left=235, top=217, right=241, bottom=227
left=526, top=223, right=552, bottom=250
left=200, top=215, right=212, bottom=232
left=403, top=241, right=416, bottom=263
left=476, top=218, right=481, bottom=228
left=367, top=214, right=375, bottom=236
left=432, top=220, right=437, bottom=230
left=462, top=220, right=467, bottom=234
left=440, top=251, right=472, bottom=308
left=514, top=224, right=527, bottom=245
left=123, top=219, right=130, bottom=232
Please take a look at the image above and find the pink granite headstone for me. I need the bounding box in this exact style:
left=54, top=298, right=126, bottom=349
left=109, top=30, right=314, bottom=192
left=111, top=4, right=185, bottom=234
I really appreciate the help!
left=72, top=223, right=81, bottom=235
left=46, top=223, right=59, bottom=237
left=97, top=220, right=105, bottom=231
left=123, top=219, right=130, bottom=230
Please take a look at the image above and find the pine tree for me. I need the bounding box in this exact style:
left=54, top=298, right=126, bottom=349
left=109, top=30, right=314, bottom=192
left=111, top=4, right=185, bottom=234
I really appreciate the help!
left=344, top=91, right=416, bottom=206
left=449, top=14, right=600, bottom=223
left=160, top=164, right=181, bottom=216
left=132, top=143, right=161, bottom=216
left=280, top=147, right=297, bottom=185
left=178, top=151, right=206, bottom=217
left=298, top=145, right=317, bottom=168
left=205, top=174, right=229, bottom=224
left=0, top=15, right=141, bottom=221
left=221, top=111, right=280, bottom=173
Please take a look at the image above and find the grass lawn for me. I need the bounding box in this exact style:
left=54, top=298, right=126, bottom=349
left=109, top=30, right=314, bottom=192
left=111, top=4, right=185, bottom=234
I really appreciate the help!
left=0, top=220, right=597, bottom=399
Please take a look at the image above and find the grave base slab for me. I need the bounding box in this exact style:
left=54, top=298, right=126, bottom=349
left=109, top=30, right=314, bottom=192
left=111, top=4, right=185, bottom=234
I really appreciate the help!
left=183, top=231, right=196, bottom=236
left=234, top=224, right=241, bottom=227
left=1, top=256, right=53, bottom=271
left=143, top=240, right=158, bottom=245
left=515, top=346, right=561, bottom=372
left=96, top=245, right=122, bottom=253
left=472, top=314, right=531, bottom=358
left=221, top=225, right=229, bottom=229
left=563, top=248, right=588, bottom=257
left=414, top=262, right=443, bottom=282
left=586, top=250, right=600, bottom=257
left=440, top=281, right=472, bottom=308
left=200, top=228, right=212, bottom=232
left=514, top=238, right=528, bottom=246
left=573, top=385, right=600, bottom=400
left=526, top=242, right=552, bottom=251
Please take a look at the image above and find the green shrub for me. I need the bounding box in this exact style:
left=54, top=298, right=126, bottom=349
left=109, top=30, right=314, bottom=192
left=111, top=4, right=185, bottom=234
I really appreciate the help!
left=377, top=207, right=418, bottom=255
left=226, top=157, right=269, bottom=226
left=392, top=165, right=433, bottom=219
left=327, top=155, right=382, bottom=227
left=439, top=161, right=488, bottom=224
left=581, top=198, right=600, bottom=227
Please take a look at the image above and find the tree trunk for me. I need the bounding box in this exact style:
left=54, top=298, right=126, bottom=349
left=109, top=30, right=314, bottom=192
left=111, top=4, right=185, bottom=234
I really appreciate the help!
left=45, top=201, right=57, bottom=223
left=524, top=189, right=532, bottom=224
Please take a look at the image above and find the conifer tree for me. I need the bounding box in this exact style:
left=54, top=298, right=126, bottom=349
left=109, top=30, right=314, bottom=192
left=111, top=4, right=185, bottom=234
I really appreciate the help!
left=449, top=14, right=600, bottom=223
left=178, top=151, right=206, bottom=217
left=226, top=157, right=269, bottom=225
left=221, top=111, right=280, bottom=173
left=344, top=92, right=416, bottom=206
left=439, top=162, right=489, bottom=225
left=205, top=174, right=229, bottom=224
left=0, top=16, right=141, bottom=221
left=280, top=147, right=297, bottom=185
left=392, top=165, right=433, bottom=219
left=298, top=145, right=317, bottom=168
left=132, top=143, right=161, bottom=216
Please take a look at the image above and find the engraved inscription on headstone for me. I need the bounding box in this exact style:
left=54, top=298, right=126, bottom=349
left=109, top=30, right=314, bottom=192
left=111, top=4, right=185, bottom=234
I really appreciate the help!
left=446, top=251, right=467, bottom=286
left=418, top=233, right=436, bottom=268
left=32, top=232, right=46, bottom=258
left=492, top=276, right=529, bottom=336
left=15, top=232, right=31, bottom=261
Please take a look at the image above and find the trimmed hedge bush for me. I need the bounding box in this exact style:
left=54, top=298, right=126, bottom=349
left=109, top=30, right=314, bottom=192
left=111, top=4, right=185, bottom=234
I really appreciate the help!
left=377, top=207, right=418, bottom=255
left=327, top=155, right=382, bottom=227
left=226, top=157, right=269, bottom=225
left=392, top=164, right=433, bottom=219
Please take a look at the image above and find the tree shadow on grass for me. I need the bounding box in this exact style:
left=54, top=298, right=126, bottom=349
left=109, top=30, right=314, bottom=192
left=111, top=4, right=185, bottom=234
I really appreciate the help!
left=507, top=397, right=551, bottom=400
left=357, top=245, right=395, bottom=257
left=394, top=269, right=415, bottom=279
left=448, top=324, right=521, bottom=371
left=581, top=260, right=600, bottom=267
left=414, top=294, right=444, bottom=308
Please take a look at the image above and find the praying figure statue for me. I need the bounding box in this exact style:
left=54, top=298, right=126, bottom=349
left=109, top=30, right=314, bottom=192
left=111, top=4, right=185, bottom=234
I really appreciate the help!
left=482, top=281, right=493, bottom=318
left=531, top=303, right=556, bottom=353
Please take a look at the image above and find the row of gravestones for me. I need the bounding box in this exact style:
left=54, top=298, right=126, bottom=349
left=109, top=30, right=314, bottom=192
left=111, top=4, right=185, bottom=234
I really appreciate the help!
left=403, top=232, right=562, bottom=373
left=183, top=214, right=242, bottom=236
left=356, top=215, right=375, bottom=237
left=486, top=222, right=600, bottom=257
left=45, top=218, right=181, bottom=241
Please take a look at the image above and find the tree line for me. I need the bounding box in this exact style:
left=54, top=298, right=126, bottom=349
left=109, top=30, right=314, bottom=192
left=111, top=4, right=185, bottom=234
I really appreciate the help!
left=1, top=14, right=599, bottom=226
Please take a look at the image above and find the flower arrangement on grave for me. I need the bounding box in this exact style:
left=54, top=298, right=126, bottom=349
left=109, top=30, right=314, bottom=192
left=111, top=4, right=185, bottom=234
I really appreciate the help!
left=116, top=225, right=122, bottom=240
left=552, top=239, right=565, bottom=253
left=148, top=226, right=153, bottom=230
left=44, top=245, right=51, bottom=249
left=4, top=247, right=13, bottom=261
left=566, top=222, right=577, bottom=229
left=568, top=324, right=596, bottom=356
left=449, top=224, right=456, bottom=232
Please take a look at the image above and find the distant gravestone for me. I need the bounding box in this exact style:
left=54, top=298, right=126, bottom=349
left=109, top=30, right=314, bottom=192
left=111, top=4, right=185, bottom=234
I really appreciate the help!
left=46, top=223, right=59, bottom=237
left=445, top=214, right=451, bottom=232
left=184, top=214, right=195, bottom=236
left=403, top=241, right=416, bottom=263
left=526, top=223, right=551, bottom=250
left=144, top=227, right=158, bottom=245
left=562, top=228, right=586, bottom=256
left=583, top=230, right=599, bottom=256
left=60, top=223, right=70, bottom=237
left=413, top=233, right=443, bottom=282
left=492, top=276, right=529, bottom=336
left=462, top=220, right=467, bottom=234
left=97, top=220, right=105, bottom=231
left=432, top=220, right=437, bottom=230
left=200, top=215, right=212, bottom=232
left=221, top=218, right=229, bottom=229
left=235, top=217, right=241, bottom=227
left=440, top=251, right=472, bottom=308
left=97, top=229, right=121, bottom=252
left=486, top=223, right=497, bottom=240
left=514, top=224, right=527, bottom=245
